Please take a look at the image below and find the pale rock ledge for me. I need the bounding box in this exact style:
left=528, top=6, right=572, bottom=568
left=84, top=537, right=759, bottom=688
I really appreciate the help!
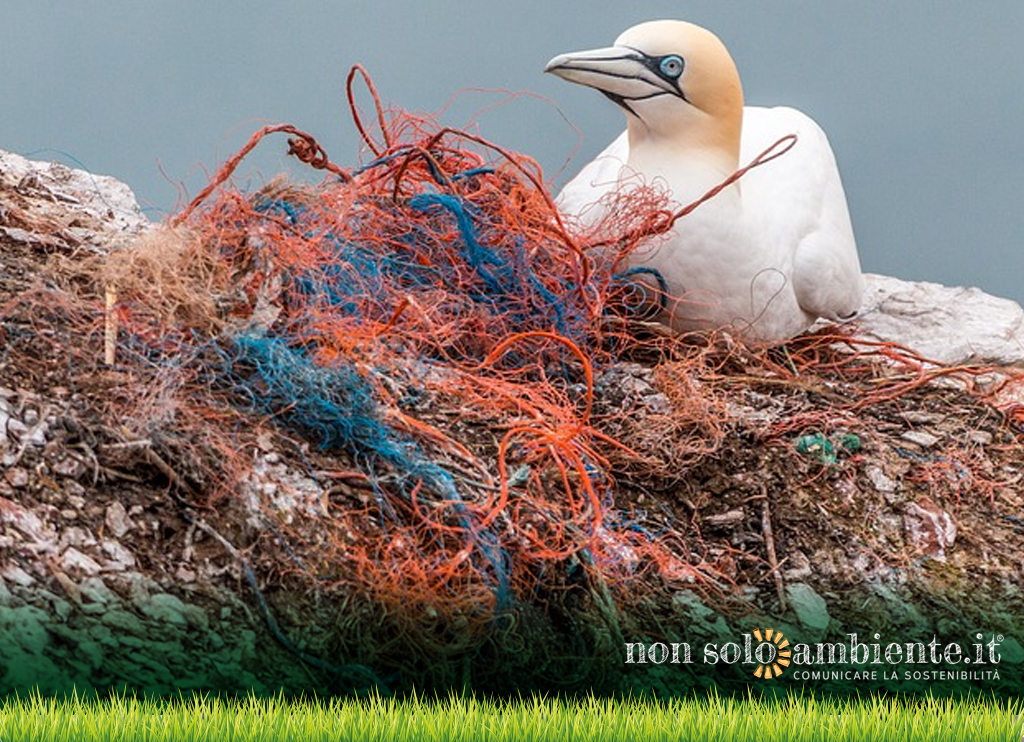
left=850, top=273, right=1024, bottom=367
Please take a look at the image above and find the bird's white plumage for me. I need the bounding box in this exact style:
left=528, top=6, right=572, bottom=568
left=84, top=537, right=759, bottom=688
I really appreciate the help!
left=548, top=21, right=864, bottom=341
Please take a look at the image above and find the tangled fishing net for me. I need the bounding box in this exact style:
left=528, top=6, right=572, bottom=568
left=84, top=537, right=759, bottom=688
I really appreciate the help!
left=8, top=66, right=1023, bottom=696
left=78, top=67, right=720, bottom=692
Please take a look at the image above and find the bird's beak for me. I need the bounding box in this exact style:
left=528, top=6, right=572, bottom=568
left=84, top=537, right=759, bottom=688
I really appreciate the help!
left=545, top=45, right=675, bottom=101
left=545, top=45, right=644, bottom=90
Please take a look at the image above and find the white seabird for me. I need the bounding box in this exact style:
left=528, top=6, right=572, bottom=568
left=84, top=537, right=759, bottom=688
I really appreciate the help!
left=546, top=20, right=864, bottom=341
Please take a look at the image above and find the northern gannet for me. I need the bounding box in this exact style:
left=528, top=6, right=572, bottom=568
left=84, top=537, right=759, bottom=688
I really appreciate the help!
left=546, top=20, right=864, bottom=340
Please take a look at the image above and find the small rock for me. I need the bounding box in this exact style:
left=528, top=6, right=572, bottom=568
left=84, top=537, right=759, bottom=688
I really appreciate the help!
left=782, top=551, right=813, bottom=581
left=6, top=418, right=28, bottom=438
left=89, top=624, right=115, bottom=647
left=49, top=596, right=72, bottom=622
left=0, top=398, right=11, bottom=446
left=79, top=576, right=117, bottom=605
left=866, top=466, right=897, bottom=495
left=121, top=572, right=155, bottom=606
left=101, top=539, right=136, bottom=570
left=101, top=609, right=148, bottom=637
left=869, top=583, right=930, bottom=631
left=901, top=430, right=940, bottom=449
left=707, top=616, right=733, bottom=644
left=0, top=498, right=49, bottom=541
left=23, top=422, right=48, bottom=448
left=786, top=583, right=830, bottom=641
left=644, top=394, right=671, bottom=415
left=66, top=494, right=86, bottom=510
left=59, top=526, right=97, bottom=550
left=903, top=497, right=957, bottom=561
left=52, top=456, right=86, bottom=478
left=4, top=467, right=29, bottom=488
left=62, top=547, right=103, bottom=576
left=141, top=593, right=189, bottom=628
left=0, top=605, right=52, bottom=654
left=182, top=604, right=209, bottom=631
left=104, top=502, right=133, bottom=538
left=2, top=565, right=36, bottom=587
left=705, top=509, right=746, bottom=528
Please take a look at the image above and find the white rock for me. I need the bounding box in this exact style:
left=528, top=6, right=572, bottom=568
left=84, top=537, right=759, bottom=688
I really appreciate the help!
left=903, top=498, right=957, bottom=561
left=865, top=465, right=897, bottom=495
left=62, top=547, right=103, bottom=576
left=105, top=501, right=133, bottom=538
left=1, top=565, right=36, bottom=587
left=0, top=397, right=11, bottom=450
left=900, top=430, right=940, bottom=449
left=0, top=147, right=149, bottom=248
left=851, top=274, right=1024, bottom=366
left=101, top=539, right=137, bottom=570
left=0, top=496, right=51, bottom=541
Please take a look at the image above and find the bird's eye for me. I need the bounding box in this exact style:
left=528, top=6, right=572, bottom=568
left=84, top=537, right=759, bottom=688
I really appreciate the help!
left=659, top=55, right=684, bottom=79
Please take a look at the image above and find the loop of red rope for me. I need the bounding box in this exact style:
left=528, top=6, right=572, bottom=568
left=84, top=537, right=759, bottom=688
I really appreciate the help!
left=670, top=133, right=798, bottom=227
left=172, top=124, right=351, bottom=225
left=346, top=63, right=392, bottom=156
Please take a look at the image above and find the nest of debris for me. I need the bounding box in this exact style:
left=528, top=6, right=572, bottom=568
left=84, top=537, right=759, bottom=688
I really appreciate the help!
left=2, top=70, right=1023, bottom=697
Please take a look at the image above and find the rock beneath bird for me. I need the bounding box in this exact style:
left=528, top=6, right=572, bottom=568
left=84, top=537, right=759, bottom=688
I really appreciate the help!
left=547, top=19, right=864, bottom=341
left=848, top=273, right=1024, bottom=366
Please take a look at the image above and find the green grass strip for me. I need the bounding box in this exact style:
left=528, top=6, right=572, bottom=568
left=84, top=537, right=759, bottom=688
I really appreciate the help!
left=0, top=688, right=1021, bottom=741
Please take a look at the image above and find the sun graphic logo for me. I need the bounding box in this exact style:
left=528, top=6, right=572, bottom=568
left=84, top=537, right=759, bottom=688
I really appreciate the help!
left=751, top=628, right=791, bottom=679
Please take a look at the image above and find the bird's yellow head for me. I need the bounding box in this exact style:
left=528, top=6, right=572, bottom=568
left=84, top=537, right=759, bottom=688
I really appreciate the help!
left=545, top=20, right=743, bottom=163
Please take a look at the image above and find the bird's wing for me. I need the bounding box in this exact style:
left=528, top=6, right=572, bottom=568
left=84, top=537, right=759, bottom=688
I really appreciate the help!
left=555, top=131, right=629, bottom=229
left=741, top=106, right=864, bottom=321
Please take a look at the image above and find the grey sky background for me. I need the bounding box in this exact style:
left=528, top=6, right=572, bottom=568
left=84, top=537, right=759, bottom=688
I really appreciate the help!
left=2, top=2, right=1022, bottom=303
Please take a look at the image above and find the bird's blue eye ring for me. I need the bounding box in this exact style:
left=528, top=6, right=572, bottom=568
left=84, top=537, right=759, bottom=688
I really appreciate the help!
left=659, top=55, right=684, bottom=79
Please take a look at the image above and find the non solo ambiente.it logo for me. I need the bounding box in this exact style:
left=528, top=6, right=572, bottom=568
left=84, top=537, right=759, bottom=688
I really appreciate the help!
left=625, top=630, right=1005, bottom=682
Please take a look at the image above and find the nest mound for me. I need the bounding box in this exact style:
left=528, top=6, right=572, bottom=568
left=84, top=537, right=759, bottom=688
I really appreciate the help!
left=1, top=74, right=1022, bottom=698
